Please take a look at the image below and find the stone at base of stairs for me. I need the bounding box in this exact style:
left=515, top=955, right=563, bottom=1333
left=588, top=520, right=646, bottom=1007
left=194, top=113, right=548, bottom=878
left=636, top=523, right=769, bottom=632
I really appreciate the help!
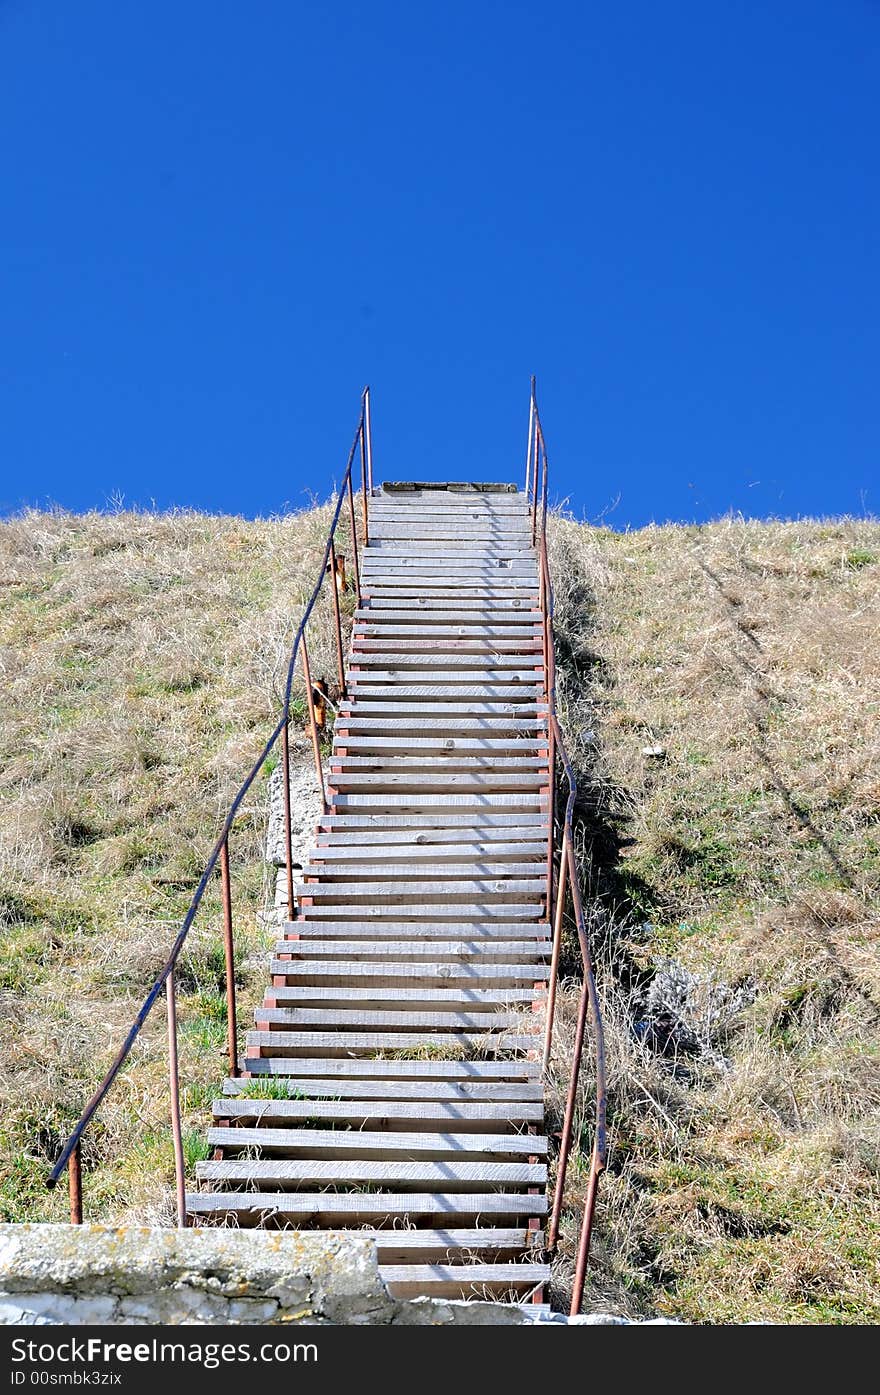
left=0, top=1225, right=676, bottom=1326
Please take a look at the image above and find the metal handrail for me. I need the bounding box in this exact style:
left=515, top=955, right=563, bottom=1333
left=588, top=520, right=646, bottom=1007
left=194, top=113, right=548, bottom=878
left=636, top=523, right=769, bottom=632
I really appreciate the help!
left=527, top=378, right=608, bottom=1316
left=46, top=388, right=374, bottom=1226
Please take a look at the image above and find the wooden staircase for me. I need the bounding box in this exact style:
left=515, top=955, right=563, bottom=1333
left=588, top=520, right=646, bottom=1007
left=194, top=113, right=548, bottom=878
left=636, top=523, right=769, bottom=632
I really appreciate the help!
left=187, top=483, right=552, bottom=1305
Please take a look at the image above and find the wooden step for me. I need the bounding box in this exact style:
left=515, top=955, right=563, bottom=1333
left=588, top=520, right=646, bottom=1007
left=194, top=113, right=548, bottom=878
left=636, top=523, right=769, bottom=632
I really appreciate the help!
left=254, top=1008, right=531, bottom=1032
left=349, top=657, right=544, bottom=674
left=379, top=1263, right=548, bottom=1300
left=301, top=864, right=545, bottom=884
left=213, top=1099, right=544, bottom=1127
left=352, top=639, right=543, bottom=655
left=347, top=685, right=543, bottom=701
left=367, top=1229, right=542, bottom=1262
left=319, top=813, right=549, bottom=829
left=332, top=717, right=548, bottom=734
left=281, top=922, right=547, bottom=940
left=310, top=841, right=546, bottom=862
left=336, top=702, right=548, bottom=717
left=224, top=1076, right=542, bottom=1099
left=245, top=1030, right=539, bottom=1056
left=276, top=939, right=548, bottom=959
left=186, top=1192, right=547, bottom=1225
left=295, top=902, right=545, bottom=920
left=196, top=1159, right=547, bottom=1189
left=265, top=986, right=543, bottom=1006
left=270, top=960, right=550, bottom=986
left=355, top=603, right=542, bottom=616
left=326, top=776, right=547, bottom=795
left=207, top=1127, right=546, bottom=1159
left=362, top=588, right=540, bottom=600
left=231, top=1057, right=541, bottom=1080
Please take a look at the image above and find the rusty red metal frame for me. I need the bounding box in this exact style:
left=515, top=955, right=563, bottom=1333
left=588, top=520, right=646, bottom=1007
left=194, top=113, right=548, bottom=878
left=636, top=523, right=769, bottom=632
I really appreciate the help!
left=46, top=387, right=374, bottom=1218
left=527, top=379, right=608, bottom=1316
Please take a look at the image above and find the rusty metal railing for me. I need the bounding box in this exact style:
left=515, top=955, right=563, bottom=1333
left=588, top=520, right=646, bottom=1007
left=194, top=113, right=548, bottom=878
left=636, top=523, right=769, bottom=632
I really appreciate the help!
left=526, top=377, right=608, bottom=1316
left=46, top=388, right=374, bottom=1226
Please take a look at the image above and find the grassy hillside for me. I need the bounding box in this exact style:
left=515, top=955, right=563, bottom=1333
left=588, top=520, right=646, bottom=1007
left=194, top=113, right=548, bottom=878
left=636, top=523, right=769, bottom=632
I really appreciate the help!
left=0, top=506, right=349, bottom=1224
left=1, top=506, right=878, bottom=1322
left=547, top=516, right=880, bottom=1323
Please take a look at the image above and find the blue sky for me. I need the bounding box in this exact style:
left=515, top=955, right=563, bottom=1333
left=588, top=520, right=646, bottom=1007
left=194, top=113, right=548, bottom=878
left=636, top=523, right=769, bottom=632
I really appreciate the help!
left=1, top=1, right=877, bottom=528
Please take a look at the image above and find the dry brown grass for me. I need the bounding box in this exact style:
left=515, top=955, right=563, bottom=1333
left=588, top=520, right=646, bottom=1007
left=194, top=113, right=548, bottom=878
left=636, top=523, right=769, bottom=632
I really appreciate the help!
left=0, top=504, right=353, bottom=1224
left=545, top=514, right=880, bottom=1323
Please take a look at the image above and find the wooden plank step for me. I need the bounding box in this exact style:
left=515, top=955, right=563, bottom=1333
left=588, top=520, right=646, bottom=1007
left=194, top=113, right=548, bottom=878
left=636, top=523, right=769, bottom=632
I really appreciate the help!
left=319, top=813, right=549, bottom=828
left=379, top=1263, right=548, bottom=1299
left=370, top=533, right=533, bottom=546
left=295, top=879, right=546, bottom=901
left=331, top=797, right=548, bottom=814
left=275, top=939, right=549, bottom=960
left=281, top=923, right=548, bottom=940
left=270, top=960, right=550, bottom=984
left=361, top=556, right=536, bottom=569
left=355, top=603, right=542, bottom=616
left=368, top=536, right=533, bottom=548
left=223, top=1076, right=543, bottom=1099
left=187, top=1192, right=547, bottom=1226
left=328, top=769, right=548, bottom=786
left=360, top=578, right=539, bottom=591
left=360, top=575, right=538, bottom=587
left=253, top=1008, right=530, bottom=1032
left=360, top=584, right=540, bottom=595
left=328, top=761, right=547, bottom=776
left=331, top=747, right=552, bottom=758
left=245, top=1030, right=538, bottom=1056
left=333, top=714, right=548, bottom=730
left=336, top=703, right=548, bottom=717
left=370, top=550, right=535, bottom=564
left=367, top=1229, right=542, bottom=1261
left=295, top=901, right=545, bottom=919
left=326, top=776, right=547, bottom=796
left=354, top=626, right=542, bottom=640
left=351, top=639, right=543, bottom=655
left=185, top=1194, right=543, bottom=1227
left=349, top=658, right=543, bottom=674
left=301, top=863, right=545, bottom=882
left=310, top=840, right=546, bottom=860
left=213, top=1099, right=544, bottom=1127
left=313, top=814, right=546, bottom=837
left=266, top=986, right=543, bottom=1006
left=225, top=1079, right=543, bottom=1102
left=369, top=512, right=531, bottom=523
left=195, top=1159, right=547, bottom=1189
left=289, top=922, right=545, bottom=938
left=345, top=686, right=542, bottom=700
left=206, top=1127, right=546, bottom=1159
left=232, top=1057, right=542, bottom=1080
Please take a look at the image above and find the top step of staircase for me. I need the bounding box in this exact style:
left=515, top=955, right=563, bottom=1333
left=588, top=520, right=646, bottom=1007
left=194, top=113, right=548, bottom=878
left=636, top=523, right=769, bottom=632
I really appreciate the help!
left=381, top=482, right=518, bottom=495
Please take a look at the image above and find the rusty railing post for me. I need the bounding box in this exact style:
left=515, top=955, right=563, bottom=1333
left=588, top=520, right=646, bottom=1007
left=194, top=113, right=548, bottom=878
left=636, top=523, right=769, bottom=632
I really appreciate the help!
left=166, top=968, right=187, bottom=1229
left=280, top=721, right=295, bottom=921
left=542, top=826, right=568, bottom=1073
left=313, top=677, right=328, bottom=729
left=363, top=386, right=373, bottom=493
left=346, top=472, right=361, bottom=600
left=359, top=424, right=370, bottom=546
left=548, top=967, right=590, bottom=1251
left=571, top=1159, right=603, bottom=1316
left=328, top=538, right=347, bottom=696
left=219, top=837, right=239, bottom=1075
left=531, top=425, right=540, bottom=545
left=301, top=633, right=327, bottom=810
left=68, top=1142, right=83, bottom=1225
left=525, top=378, right=535, bottom=494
